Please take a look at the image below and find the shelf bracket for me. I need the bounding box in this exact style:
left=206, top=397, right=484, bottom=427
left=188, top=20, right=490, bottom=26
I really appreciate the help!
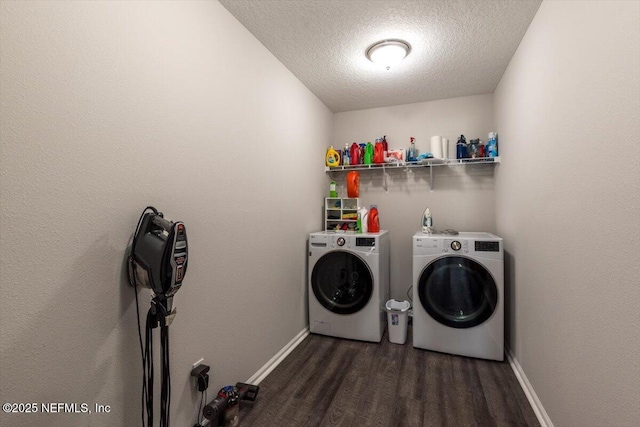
left=382, top=164, right=388, bottom=193
left=429, top=164, right=434, bottom=191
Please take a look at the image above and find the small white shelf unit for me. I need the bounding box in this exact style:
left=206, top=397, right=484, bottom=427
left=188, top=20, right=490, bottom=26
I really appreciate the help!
left=325, top=197, right=360, bottom=232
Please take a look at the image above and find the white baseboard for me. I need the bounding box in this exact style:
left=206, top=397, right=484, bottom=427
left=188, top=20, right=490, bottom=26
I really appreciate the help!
left=246, top=327, right=310, bottom=385
left=506, top=345, right=553, bottom=427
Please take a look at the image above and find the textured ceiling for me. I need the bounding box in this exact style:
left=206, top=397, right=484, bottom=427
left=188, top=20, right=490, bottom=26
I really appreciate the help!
left=219, top=0, right=542, bottom=113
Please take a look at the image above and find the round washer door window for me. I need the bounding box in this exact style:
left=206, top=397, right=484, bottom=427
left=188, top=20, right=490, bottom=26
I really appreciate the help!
left=311, top=251, right=373, bottom=315
left=418, top=256, right=498, bottom=329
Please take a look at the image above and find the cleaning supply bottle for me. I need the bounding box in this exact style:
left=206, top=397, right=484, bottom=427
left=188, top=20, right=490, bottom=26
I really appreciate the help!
left=382, top=135, right=388, bottom=157
left=358, top=206, right=368, bottom=233
left=329, top=181, right=337, bottom=198
left=487, top=132, right=498, bottom=157
left=456, top=135, right=467, bottom=159
left=373, top=139, right=384, bottom=163
left=346, top=171, right=360, bottom=198
left=326, top=146, right=340, bottom=167
left=343, top=143, right=350, bottom=166
left=368, top=205, right=380, bottom=233
left=408, top=137, right=417, bottom=162
left=468, top=138, right=479, bottom=158
left=421, top=207, right=433, bottom=233
left=350, top=142, right=360, bottom=165
left=364, top=142, right=374, bottom=164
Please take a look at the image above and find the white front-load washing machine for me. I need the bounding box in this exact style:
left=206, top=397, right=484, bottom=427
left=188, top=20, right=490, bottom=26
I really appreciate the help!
left=308, top=231, right=390, bottom=342
left=413, top=232, right=504, bottom=360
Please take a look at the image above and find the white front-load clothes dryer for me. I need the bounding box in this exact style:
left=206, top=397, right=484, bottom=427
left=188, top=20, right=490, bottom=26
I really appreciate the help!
left=413, top=232, right=504, bottom=361
left=308, top=231, right=390, bottom=342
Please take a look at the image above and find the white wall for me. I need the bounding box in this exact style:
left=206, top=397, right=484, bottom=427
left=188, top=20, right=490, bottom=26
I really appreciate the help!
left=0, top=1, right=331, bottom=426
left=333, top=94, right=496, bottom=300
left=494, top=1, right=640, bottom=426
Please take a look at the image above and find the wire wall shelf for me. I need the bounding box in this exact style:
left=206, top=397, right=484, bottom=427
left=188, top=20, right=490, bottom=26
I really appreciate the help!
left=325, top=157, right=500, bottom=191
left=324, top=157, right=500, bottom=172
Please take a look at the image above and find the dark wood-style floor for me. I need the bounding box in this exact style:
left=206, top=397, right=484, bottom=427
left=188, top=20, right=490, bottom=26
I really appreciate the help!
left=239, top=327, right=540, bottom=427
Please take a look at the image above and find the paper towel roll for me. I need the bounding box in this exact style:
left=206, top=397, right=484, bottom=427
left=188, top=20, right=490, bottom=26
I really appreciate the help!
left=442, top=138, right=449, bottom=159
left=430, top=136, right=443, bottom=159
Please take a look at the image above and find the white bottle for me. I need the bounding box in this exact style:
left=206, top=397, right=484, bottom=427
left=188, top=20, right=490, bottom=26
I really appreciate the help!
left=343, top=143, right=350, bottom=165
left=360, top=207, right=369, bottom=233
left=421, top=208, right=433, bottom=234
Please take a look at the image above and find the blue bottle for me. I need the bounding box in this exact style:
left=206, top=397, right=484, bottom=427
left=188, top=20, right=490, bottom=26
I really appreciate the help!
left=487, top=132, right=498, bottom=157
left=456, top=135, right=467, bottom=159
left=407, top=137, right=417, bottom=162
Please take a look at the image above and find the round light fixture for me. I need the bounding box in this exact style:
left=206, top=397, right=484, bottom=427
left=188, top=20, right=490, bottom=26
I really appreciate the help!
left=366, top=39, right=411, bottom=70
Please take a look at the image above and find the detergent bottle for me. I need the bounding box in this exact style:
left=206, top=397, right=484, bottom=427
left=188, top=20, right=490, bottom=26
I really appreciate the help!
left=374, top=139, right=384, bottom=163
left=368, top=205, right=380, bottom=233
left=326, top=146, right=340, bottom=167
left=358, top=206, right=369, bottom=233
left=364, top=142, right=374, bottom=165
left=347, top=171, right=360, bottom=198
left=350, top=142, right=360, bottom=165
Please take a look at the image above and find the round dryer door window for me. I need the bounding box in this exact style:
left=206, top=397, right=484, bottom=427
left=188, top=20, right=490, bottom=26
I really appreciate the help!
left=311, top=251, right=373, bottom=315
left=418, top=256, right=498, bottom=329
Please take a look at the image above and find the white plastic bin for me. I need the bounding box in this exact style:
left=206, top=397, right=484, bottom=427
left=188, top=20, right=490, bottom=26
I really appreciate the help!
left=385, top=299, right=411, bottom=344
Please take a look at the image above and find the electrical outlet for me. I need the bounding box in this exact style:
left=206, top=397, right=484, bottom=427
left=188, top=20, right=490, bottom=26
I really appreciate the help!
left=192, top=358, right=204, bottom=370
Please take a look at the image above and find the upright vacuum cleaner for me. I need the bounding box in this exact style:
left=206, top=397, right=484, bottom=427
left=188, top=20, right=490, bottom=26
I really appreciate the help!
left=128, top=206, right=188, bottom=427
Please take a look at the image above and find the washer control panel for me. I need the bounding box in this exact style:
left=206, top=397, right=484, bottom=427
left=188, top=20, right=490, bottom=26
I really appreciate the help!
left=442, top=239, right=469, bottom=254
left=356, top=237, right=376, bottom=247
left=310, top=232, right=386, bottom=253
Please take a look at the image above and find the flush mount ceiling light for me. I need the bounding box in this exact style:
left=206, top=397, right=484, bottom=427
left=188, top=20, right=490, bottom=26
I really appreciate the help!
left=366, top=39, right=411, bottom=70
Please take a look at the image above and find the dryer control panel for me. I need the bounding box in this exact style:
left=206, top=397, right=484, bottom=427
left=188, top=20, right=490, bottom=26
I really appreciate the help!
left=413, top=231, right=502, bottom=259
